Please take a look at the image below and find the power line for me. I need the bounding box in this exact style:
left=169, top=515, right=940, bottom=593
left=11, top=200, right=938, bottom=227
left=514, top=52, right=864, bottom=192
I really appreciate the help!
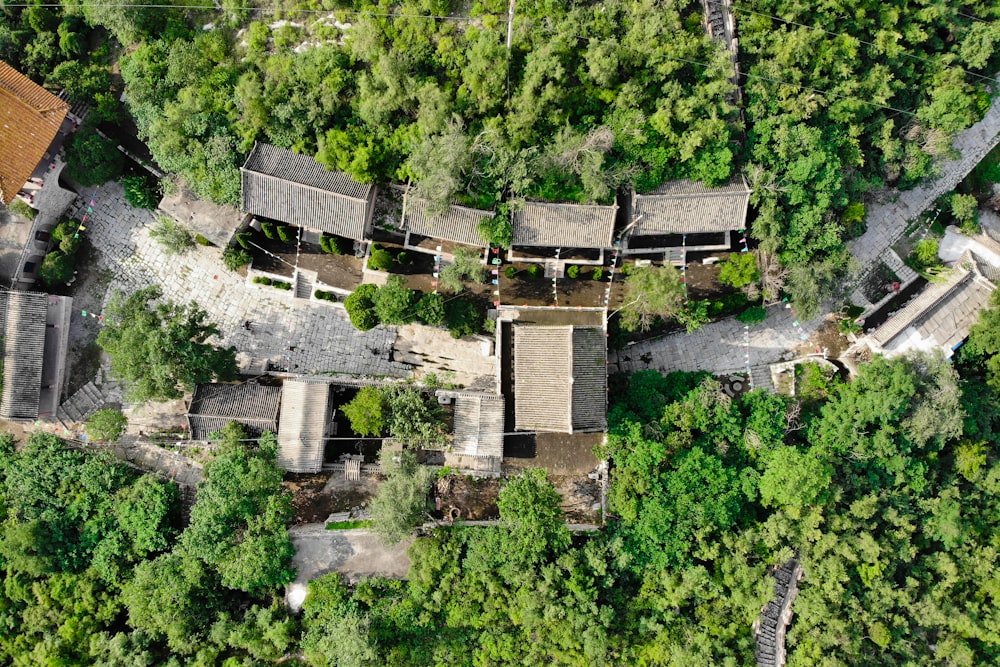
left=572, top=32, right=919, bottom=119
left=723, top=1, right=999, bottom=85
left=4, top=2, right=497, bottom=20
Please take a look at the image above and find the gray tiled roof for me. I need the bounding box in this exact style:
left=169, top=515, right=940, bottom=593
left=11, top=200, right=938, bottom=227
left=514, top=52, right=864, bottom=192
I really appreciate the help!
left=437, top=390, right=505, bottom=457
left=186, top=382, right=281, bottom=440
left=277, top=378, right=330, bottom=473
left=241, top=142, right=375, bottom=240
left=512, top=201, right=617, bottom=248
left=632, top=175, right=751, bottom=235
left=0, top=291, right=48, bottom=420
left=513, top=325, right=607, bottom=433
left=402, top=193, right=491, bottom=247
left=871, top=250, right=998, bottom=357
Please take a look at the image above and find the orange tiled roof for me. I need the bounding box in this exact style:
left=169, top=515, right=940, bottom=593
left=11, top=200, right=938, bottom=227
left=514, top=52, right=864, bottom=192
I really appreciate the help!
left=0, top=61, right=69, bottom=205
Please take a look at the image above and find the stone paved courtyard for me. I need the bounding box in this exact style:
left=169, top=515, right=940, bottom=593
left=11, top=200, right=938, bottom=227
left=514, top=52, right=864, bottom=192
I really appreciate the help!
left=611, top=304, right=825, bottom=389
left=71, top=183, right=411, bottom=378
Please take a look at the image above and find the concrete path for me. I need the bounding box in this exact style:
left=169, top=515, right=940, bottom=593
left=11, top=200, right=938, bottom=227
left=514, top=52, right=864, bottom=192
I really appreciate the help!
left=849, top=79, right=1000, bottom=278
left=610, top=304, right=824, bottom=389
left=72, top=183, right=410, bottom=378
left=286, top=524, right=413, bottom=610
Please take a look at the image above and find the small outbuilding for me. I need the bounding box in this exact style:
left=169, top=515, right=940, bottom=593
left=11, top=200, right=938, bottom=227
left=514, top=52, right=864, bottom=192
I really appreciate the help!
left=277, top=378, right=333, bottom=474
left=186, top=382, right=281, bottom=440
left=863, top=249, right=999, bottom=359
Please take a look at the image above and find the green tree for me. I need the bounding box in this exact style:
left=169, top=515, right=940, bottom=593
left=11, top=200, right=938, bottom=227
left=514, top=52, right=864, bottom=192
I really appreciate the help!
left=65, top=127, right=124, bottom=186
left=181, top=426, right=295, bottom=595
left=38, top=250, right=74, bottom=286
left=345, top=284, right=379, bottom=331
left=148, top=216, right=194, bottom=255
left=372, top=276, right=417, bottom=325
left=369, top=448, right=434, bottom=543
left=97, top=287, right=238, bottom=403
left=85, top=409, right=128, bottom=442
left=619, top=264, right=685, bottom=332
left=341, top=387, right=388, bottom=437
left=439, top=247, right=487, bottom=293
left=718, top=252, right=760, bottom=288
left=384, top=386, right=447, bottom=447
left=415, top=292, right=446, bottom=326
left=301, top=575, right=377, bottom=667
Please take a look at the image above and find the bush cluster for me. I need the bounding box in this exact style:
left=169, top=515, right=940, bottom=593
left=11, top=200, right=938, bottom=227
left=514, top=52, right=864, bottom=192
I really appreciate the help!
left=253, top=275, right=291, bottom=290
left=367, top=247, right=395, bottom=271
left=222, top=246, right=251, bottom=271
left=344, top=278, right=484, bottom=337
left=314, top=290, right=339, bottom=301
left=319, top=234, right=351, bottom=255
left=121, top=174, right=160, bottom=209
left=39, top=219, right=84, bottom=287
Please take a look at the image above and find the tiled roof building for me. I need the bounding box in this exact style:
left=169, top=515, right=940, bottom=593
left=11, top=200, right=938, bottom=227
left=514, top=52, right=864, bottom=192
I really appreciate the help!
left=630, top=175, right=752, bottom=236
left=0, top=291, right=49, bottom=420
left=186, top=382, right=281, bottom=440
left=276, top=378, right=331, bottom=474
left=0, top=61, right=69, bottom=205
left=866, top=250, right=999, bottom=359
left=513, top=325, right=607, bottom=433
left=512, top=201, right=617, bottom=249
left=241, top=142, right=375, bottom=240
left=401, top=193, right=491, bottom=247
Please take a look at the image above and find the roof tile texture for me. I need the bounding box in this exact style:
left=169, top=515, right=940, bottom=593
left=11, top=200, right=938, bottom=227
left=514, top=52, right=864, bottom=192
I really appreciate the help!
left=0, top=61, right=69, bottom=205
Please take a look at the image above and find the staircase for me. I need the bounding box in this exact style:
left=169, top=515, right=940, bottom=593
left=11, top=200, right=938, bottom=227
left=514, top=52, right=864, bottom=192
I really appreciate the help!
left=57, top=381, right=106, bottom=424
left=294, top=268, right=316, bottom=300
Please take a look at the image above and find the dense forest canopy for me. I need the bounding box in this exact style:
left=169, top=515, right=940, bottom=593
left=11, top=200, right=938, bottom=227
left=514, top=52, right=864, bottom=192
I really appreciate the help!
left=6, top=317, right=1000, bottom=664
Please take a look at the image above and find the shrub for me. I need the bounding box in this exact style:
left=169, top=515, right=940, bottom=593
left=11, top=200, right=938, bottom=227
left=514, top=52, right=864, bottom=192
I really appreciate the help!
left=913, top=238, right=939, bottom=267
left=39, top=250, right=74, bottom=286
left=445, top=298, right=483, bottom=338
left=345, top=283, right=379, bottom=331
left=320, top=234, right=349, bottom=255
left=8, top=199, right=38, bottom=220
left=149, top=216, right=194, bottom=255
left=253, top=276, right=273, bottom=285
left=51, top=219, right=82, bottom=255
left=567, top=265, right=580, bottom=279
left=367, top=248, right=394, bottom=271
left=277, top=225, right=293, bottom=244
left=592, top=268, right=604, bottom=280
left=397, top=251, right=412, bottom=265
left=676, top=299, right=710, bottom=333
left=314, top=290, right=339, bottom=301
left=121, top=175, right=159, bottom=209
left=273, top=280, right=292, bottom=290
left=416, top=292, right=446, bottom=326
left=504, top=265, right=518, bottom=279
left=222, top=246, right=251, bottom=271
left=439, top=248, right=487, bottom=293
left=260, top=221, right=277, bottom=239
left=236, top=231, right=253, bottom=249
left=737, top=305, right=768, bottom=325
left=527, top=264, right=543, bottom=279
left=718, top=253, right=760, bottom=288
left=194, top=234, right=211, bottom=246
left=373, top=276, right=417, bottom=325
left=85, top=408, right=128, bottom=441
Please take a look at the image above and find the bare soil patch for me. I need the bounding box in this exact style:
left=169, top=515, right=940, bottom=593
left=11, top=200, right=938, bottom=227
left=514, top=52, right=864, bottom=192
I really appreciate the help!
left=435, top=474, right=500, bottom=520
left=285, top=473, right=381, bottom=526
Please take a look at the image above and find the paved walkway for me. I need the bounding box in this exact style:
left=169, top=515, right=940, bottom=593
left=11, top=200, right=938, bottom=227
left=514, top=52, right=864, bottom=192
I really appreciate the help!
left=72, top=183, right=409, bottom=378
left=610, top=304, right=824, bottom=389
left=849, top=79, right=1000, bottom=278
